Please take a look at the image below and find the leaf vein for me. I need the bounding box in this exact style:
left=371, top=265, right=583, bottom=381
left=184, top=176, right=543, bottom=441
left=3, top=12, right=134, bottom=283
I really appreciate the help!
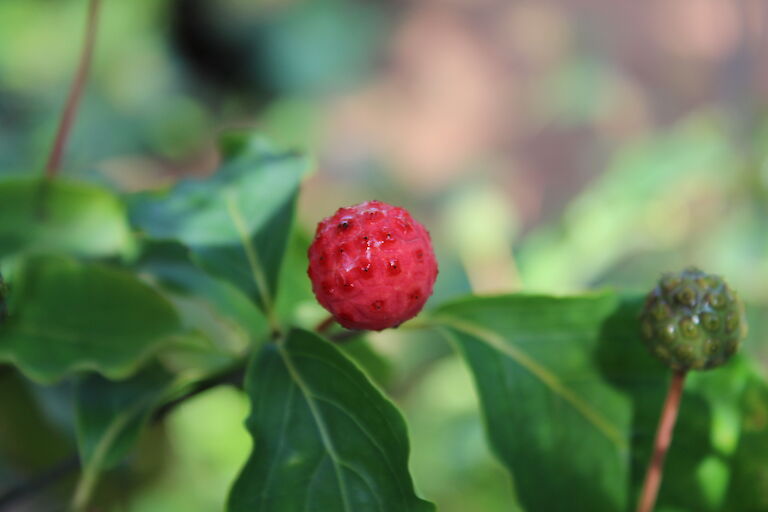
left=277, top=343, right=352, bottom=511
left=260, top=383, right=296, bottom=510
left=437, top=317, right=627, bottom=450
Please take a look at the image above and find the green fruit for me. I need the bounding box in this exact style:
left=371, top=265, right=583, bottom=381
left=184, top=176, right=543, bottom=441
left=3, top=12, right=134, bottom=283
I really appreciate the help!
left=640, top=267, right=747, bottom=371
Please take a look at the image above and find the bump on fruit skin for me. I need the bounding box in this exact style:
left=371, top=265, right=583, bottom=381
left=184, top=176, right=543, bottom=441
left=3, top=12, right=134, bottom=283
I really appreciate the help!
left=307, top=200, right=438, bottom=331
left=640, top=267, right=747, bottom=371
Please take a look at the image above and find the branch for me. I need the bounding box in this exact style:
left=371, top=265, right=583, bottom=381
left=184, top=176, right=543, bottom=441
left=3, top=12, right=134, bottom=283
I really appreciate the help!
left=44, top=0, right=102, bottom=179
left=153, top=360, right=246, bottom=421
left=0, top=456, right=80, bottom=510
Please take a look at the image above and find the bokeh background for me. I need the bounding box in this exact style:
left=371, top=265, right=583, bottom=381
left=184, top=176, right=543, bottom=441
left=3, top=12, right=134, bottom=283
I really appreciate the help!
left=1, top=0, right=768, bottom=510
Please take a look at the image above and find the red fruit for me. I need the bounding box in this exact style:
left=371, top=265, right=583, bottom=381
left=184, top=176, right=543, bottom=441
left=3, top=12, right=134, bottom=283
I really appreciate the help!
left=307, top=200, right=438, bottom=331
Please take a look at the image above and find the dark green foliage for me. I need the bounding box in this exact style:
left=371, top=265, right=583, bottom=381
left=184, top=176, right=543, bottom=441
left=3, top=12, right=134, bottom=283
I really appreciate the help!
left=640, top=267, right=747, bottom=371
left=436, top=294, right=633, bottom=511
left=0, top=272, right=6, bottom=322
left=227, top=329, right=434, bottom=512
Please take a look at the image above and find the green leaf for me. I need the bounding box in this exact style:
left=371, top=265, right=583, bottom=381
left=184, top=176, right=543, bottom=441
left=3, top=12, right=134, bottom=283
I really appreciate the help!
left=723, top=370, right=768, bottom=510
left=227, top=329, right=434, bottom=512
left=0, top=369, right=71, bottom=469
left=435, top=293, right=768, bottom=512
left=274, top=228, right=317, bottom=324
left=138, top=240, right=270, bottom=359
left=435, top=293, right=639, bottom=511
left=0, top=178, right=133, bottom=259
left=74, top=364, right=176, bottom=480
left=338, top=336, right=392, bottom=389
left=0, top=255, right=180, bottom=383
left=130, top=137, right=310, bottom=329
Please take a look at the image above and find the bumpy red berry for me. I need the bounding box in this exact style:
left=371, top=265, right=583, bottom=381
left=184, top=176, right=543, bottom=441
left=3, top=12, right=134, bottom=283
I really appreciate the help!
left=307, top=200, right=438, bottom=331
left=640, top=267, right=747, bottom=371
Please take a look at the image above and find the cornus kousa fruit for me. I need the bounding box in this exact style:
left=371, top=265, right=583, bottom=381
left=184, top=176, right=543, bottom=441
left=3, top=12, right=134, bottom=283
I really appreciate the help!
left=640, top=267, right=747, bottom=371
left=307, top=200, right=438, bottom=331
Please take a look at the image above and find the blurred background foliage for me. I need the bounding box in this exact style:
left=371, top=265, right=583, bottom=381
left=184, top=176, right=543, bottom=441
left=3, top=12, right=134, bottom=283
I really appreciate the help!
left=1, top=0, right=767, bottom=510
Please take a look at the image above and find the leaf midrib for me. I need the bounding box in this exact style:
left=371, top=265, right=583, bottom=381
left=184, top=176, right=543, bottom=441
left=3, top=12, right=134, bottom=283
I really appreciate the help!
left=277, top=342, right=353, bottom=512
left=224, top=194, right=281, bottom=334
left=436, top=316, right=627, bottom=450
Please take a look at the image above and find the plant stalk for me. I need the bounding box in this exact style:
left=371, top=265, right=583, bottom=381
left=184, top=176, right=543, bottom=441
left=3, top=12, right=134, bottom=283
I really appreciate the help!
left=636, top=370, right=687, bottom=512
left=315, top=315, right=335, bottom=334
left=44, top=0, right=102, bottom=179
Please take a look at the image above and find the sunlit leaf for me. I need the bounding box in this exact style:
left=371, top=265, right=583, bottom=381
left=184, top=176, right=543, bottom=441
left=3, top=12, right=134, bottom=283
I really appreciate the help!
left=0, top=178, right=133, bottom=259
left=227, top=329, right=434, bottom=512
left=130, top=136, right=310, bottom=329
left=0, top=255, right=180, bottom=383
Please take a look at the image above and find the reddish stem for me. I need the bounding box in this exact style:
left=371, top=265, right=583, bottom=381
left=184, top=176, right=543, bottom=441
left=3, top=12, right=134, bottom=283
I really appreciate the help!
left=636, top=370, right=687, bottom=512
left=315, top=315, right=335, bottom=334
left=44, top=0, right=102, bottom=179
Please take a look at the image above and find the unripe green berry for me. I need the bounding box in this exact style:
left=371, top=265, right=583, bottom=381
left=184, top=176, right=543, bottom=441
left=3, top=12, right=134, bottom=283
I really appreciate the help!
left=640, top=267, right=747, bottom=371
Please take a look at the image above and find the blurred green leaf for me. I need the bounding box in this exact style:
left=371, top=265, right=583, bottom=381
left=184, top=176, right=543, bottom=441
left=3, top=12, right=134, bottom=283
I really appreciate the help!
left=259, top=0, right=389, bottom=95
left=130, top=136, right=310, bottom=330
left=723, top=371, right=768, bottom=510
left=274, top=228, right=316, bottom=325
left=0, top=255, right=180, bottom=383
left=138, top=240, right=270, bottom=361
left=75, top=364, right=176, bottom=473
left=227, top=329, right=434, bottom=512
left=337, top=336, right=393, bottom=389
left=517, top=116, right=734, bottom=291
left=435, top=294, right=633, bottom=511
left=0, top=178, right=133, bottom=259
left=0, top=368, right=71, bottom=470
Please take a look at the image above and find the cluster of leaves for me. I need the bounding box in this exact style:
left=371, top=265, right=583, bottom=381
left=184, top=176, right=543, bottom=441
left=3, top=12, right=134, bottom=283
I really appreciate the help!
left=1, top=134, right=767, bottom=511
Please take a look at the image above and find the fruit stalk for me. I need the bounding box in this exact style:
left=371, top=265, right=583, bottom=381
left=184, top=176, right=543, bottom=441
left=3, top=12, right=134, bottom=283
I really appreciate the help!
left=44, top=0, right=102, bottom=179
left=315, top=315, right=335, bottom=334
left=636, top=370, right=687, bottom=512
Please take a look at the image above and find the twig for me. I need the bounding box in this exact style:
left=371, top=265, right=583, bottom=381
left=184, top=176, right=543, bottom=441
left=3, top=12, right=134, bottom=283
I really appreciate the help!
left=44, top=0, right=102, bottom=179
left=636, top=370, right=687, bottom=512
left=0, top=456, right=80, bottom=510
left=153, top=361, right=246, bottom=421
left=314, top=315, right=335, bottom=334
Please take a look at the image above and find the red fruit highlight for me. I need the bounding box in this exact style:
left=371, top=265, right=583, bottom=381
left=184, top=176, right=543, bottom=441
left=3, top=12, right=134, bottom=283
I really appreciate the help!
left=307, top=200, right=438, bottom=331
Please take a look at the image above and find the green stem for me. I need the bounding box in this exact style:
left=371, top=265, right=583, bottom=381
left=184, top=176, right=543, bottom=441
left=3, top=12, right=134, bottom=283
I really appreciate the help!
left=69, top=359, right=248, bottom=511
left=70, top=411, right=134, bottom=511
left=45, top=0, right=102, bottom=179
